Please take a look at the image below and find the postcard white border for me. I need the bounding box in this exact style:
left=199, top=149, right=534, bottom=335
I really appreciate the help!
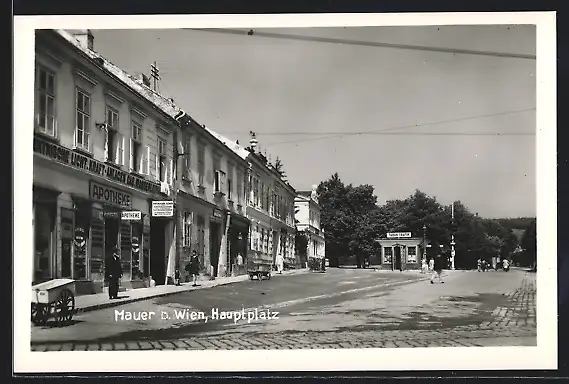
left=14, top=12, right=557, bottom=373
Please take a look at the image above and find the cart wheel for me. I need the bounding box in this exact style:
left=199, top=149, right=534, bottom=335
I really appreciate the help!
left=54, top=289, right=75, bottom=326
left=31, top=303, right=49, bottom=326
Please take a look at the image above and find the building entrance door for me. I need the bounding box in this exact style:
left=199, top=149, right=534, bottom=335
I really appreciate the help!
left=150, top=218, right=167, bottom=285
left=104, top=216, right=120, bottom=276
left=394, top=246, right=402, bottom=271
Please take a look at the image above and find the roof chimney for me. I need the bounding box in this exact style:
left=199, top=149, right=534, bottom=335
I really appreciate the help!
left=68, top=29, right=94, bottom=51
left=135, top=73, right=151, bottom=88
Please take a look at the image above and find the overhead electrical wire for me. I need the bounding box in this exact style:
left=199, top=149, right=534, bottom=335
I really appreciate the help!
left=218, top=108, right=536, bottom=137
left=189, top=28, right=536, bottom=60
left=258, top=108, right=536, bottom=147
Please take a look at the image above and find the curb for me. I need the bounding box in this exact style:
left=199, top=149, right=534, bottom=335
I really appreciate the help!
left=74, top=270, right=308, bottom=314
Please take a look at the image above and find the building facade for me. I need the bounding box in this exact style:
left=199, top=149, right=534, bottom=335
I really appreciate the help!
left=205, top=132, right=298, bottom=271
left=173, top=119, right=250, bottom=280
left=294, top=187, right=326, bottom=264
left=376, top=232, right=426, bottom=271
left=33, top=29, right=178, bottom=294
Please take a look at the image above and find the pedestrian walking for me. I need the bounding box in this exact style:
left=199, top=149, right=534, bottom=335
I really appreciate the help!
left=185, top=250, right=200, bottom=286
left=237, top=253, right=244, bottom=275
left=431, top=251, right=445, bottom=284
left=477, top=258, right=482, bottom=272
left=174, top=268, right=181, bottom=286
left=106, top=245, right=122, bottom=300
left=428, top=257, right=435, bottom=273
left=502, top=258, right=510, bottom=272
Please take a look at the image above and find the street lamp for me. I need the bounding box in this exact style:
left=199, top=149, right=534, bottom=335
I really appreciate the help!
left=450, top=202, right=456, bottom=270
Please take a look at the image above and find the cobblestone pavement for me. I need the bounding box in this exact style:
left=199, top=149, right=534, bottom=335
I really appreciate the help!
left=30, top=269, right=536, bottom=351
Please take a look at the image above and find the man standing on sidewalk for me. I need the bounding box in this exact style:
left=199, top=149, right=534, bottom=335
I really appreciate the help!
left=106, top=245, right=122, bottom=299
left=431, top=250, right=445, bottom=284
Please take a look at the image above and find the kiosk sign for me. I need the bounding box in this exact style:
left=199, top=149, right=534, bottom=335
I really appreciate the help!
left=152, top=201, right=174, bottom=217
left=387, top=232, right=412, bottom=239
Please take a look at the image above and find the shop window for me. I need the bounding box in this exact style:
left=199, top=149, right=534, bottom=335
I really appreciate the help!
left=34, top=203, right=55, bottom=282
left=120, top=221, right=132, bottom=280
left=407, top=246, right=417, bottom=263
left=89, top=208, right=105, bottom=280
left=253, top=225, right=259, bottom=251
left=75, top=88, right=91, bottom=151
left=383, top=247, right=393, bottom=264
left=73, top=202, right=90, bottom=280
left=36, top=67, right=57, bottom=137
left=131, top=223, right=142, bottom=280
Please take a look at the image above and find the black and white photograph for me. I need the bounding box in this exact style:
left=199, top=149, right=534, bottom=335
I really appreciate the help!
left=14, top=12, right=556, bottom=373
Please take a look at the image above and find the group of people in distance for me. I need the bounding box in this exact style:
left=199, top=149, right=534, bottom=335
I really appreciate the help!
left=477, top=257, right=510, bottom=272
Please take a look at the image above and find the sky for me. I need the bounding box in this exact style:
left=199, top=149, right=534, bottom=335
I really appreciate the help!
left=91, top=25, right=536, bottom=219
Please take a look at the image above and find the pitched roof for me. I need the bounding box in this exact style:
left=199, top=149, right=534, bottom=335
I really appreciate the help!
left=54, top=29, right=182, bottom=122
left=204, top=128, right=250, bottom=160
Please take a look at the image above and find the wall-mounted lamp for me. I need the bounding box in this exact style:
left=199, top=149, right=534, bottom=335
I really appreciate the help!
left=95, top=122, right=109, bottom=131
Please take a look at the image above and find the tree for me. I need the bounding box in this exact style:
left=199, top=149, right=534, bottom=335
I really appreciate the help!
left=273, top=157, right=286, bottom=180
left=317, top=174, right=385, bottom=267
left=520, top=219, right=537, bottom=270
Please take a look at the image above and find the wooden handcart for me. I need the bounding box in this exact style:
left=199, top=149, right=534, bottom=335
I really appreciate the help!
left=247, top=257, right=272, bottom=281
left=31, top=278, right=76, bottom=327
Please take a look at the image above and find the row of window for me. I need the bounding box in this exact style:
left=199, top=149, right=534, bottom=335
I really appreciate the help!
left=181, top=138, right=247, bottom=204
left=382, top=246, right=418, bottom=264
left=36, top=66, right=172, bottom=183
left=249, top=225, right=294, bottom=258
left=248, top=174, right=294, bottom=224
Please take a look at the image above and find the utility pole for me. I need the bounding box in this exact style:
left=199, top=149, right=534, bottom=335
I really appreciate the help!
left=451, top=202, right=456, bottom=270
left=422, top=224, right=427, bottom=273
left=150, top=62, right=160, bottom=92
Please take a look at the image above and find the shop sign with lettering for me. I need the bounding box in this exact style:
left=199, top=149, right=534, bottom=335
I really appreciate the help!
left=90, top=181, right=132, bottom=208
left=34, top=134, right=161, bottom=195
left=152, top=200, right=174, bottom=217
left=103, top=211, right=121, bottom=219
left=121, top=211, right=142, bottom=221
left=387, top=232, right=412, bottom=239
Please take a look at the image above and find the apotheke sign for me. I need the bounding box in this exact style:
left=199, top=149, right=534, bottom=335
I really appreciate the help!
left=34, top=135, right=160, bottom=195
left=90, top=181, right=132, bottom=208
left=387, top=232, right=412, bottom=239
left=152, top=201, right=174, bottom=217
left=121, top=211, right=142, bottom=221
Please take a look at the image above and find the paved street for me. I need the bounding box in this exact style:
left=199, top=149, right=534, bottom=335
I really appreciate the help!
left=30, top=268, right=536, bottom=351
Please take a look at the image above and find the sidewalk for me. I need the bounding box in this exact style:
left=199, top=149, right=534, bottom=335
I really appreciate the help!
left=74, top=269, right=307, bottom=314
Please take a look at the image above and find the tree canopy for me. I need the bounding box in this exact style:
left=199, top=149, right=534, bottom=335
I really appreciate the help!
left=316, top=173, right=531, bottom=269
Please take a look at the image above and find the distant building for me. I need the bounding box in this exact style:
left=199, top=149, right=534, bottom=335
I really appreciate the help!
left=206, top=131, right=298, bottom=270
left=294, top=187, right=326, bottom=262
left=376, top=232, right=427, bottom=271
left=173, top=117, right=250, bottom=279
